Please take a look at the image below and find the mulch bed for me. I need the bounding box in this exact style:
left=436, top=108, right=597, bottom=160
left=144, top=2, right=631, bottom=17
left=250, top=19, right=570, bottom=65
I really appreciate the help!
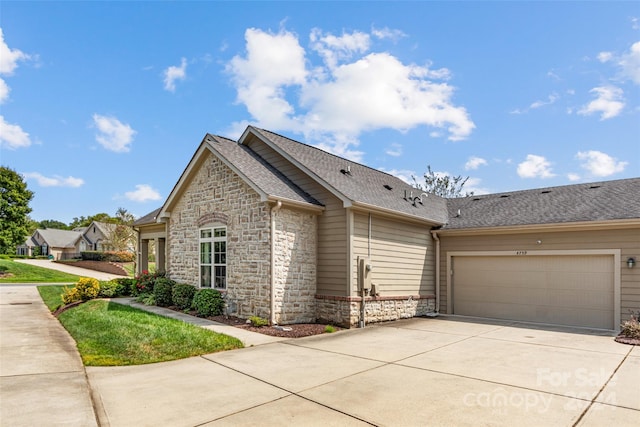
left=614, top=335, right=640, bottom=345
left=170, top=307, right=339, bottom=338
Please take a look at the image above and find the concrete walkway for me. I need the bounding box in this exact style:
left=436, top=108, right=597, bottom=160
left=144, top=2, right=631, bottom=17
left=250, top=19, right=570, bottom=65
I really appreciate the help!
left=0, top=285, right=98, bottom=426
left=14, top=258, right=125, bottom=281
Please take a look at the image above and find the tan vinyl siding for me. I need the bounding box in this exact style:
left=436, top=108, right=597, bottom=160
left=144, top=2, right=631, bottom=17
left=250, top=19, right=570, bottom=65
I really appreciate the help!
left=353, top=213, right=434, bottom=296
left=437, top=227, right=640, bottom=328
left=246, top=135, right=348, bottom=296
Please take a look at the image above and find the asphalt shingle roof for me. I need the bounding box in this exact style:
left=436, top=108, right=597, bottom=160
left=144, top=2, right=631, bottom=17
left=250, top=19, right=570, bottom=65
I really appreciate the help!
left=205, top=134, right=322, bottom=207
left=133, top=208, right=162, bottom=226
left=32, top=228, right=83, bottom=248
left=443, top=177, right=640, bottom=229
left=251, top=128, right=449, bottom=224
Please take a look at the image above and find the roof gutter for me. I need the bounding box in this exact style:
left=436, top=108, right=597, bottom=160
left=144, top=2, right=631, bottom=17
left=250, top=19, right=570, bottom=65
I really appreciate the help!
left=270, top=200, right=282, bottom=325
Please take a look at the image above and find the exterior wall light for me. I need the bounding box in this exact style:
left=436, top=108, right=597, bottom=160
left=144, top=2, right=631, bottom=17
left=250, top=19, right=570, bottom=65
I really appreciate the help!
left=627, top=257, right=636, bottom=269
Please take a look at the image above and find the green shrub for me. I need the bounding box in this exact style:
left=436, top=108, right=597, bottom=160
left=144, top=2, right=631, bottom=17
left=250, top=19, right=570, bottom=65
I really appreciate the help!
left=142, top=294, right=156, bottom=306
left=324, top=325, right=336, bottom=333
left=134, top=270, right=165, bottom=295
left=106, top=251, right=135, bottom=262
left=61, top=286, right=80, bottom=304
left=192, top=289, right=224, bottom=317
left=172, top=284, right=196, bottom=310
left=81, top=251, right=107, bottom=261
left=249, top=316, right=268, bottom=327
left=153, top=278, right=176, bottom=307
left=98, top=280, right=121, bottom=298
left=112, top=278, right=135, bottom=296
left=75, top=277, right=100, bottom=301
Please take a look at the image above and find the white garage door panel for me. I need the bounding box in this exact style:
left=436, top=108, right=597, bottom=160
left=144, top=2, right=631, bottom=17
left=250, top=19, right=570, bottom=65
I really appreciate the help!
left=453, top=255, right=614, bottom=329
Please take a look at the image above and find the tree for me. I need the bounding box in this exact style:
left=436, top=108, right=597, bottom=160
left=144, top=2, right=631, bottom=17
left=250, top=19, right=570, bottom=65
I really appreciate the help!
left=38, top=219, right=70, bottom=230
left=0, top=167, right=34, bottom=254
left=69, top=212, right=111, bottom=229
left=103, top=207, right=137, bottom=252
left=413, top=165, right=474, bottom=198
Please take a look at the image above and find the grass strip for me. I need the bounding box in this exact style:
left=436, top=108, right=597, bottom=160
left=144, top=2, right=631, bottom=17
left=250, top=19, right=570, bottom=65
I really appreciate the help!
left=37, top=287, right=243, bottom=366
left=0, top=259, right=81, bottom=283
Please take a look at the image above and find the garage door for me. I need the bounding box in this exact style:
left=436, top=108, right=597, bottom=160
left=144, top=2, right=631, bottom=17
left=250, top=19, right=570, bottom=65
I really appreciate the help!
left=452, top=255, right=614, bottom=329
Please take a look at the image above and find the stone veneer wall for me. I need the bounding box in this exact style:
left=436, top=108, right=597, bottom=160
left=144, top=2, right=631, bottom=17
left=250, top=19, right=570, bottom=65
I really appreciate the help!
left=316, top=295, right=436, bottom=328
left=168, top=152, right=272, bottom=319
left=273, top=208, right=317, bottom=324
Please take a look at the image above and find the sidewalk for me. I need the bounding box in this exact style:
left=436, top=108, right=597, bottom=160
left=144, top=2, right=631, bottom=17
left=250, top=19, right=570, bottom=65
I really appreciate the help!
left=0, top=285, right=98, bottom=426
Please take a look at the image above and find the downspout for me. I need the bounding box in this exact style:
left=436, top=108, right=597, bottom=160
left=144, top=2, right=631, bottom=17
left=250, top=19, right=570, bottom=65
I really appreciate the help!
left=270, top=200, right=282, bottom=325
left=430, top=229, right=441, bottom=315
left=360, top=213, right=372, bottom=328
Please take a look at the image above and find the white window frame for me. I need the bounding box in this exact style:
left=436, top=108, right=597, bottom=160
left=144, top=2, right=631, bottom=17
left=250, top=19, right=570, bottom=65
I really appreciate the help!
left=199, top=225, right=227, bottom=289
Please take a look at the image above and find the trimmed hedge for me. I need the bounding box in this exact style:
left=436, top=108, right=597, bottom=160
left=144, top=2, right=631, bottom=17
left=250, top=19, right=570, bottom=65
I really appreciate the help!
left=192, top=289, right=224, bottom=317
left=172, top=284, right=196, bottom=310
left=153, top=278, right=176, bottom=307
left=81, top=251, right=135, bottom=263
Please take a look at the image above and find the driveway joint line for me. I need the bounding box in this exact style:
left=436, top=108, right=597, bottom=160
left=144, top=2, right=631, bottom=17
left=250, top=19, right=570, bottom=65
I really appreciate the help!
left=199, top=355, right=378, bottom=426
left=572, top=346, right=635, bottom=426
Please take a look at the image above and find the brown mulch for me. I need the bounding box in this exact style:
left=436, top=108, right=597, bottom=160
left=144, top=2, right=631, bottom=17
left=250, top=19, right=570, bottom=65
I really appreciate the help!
left=614, top=335, right=640, bottom=345
left=171, top=307, right=339, bottom=338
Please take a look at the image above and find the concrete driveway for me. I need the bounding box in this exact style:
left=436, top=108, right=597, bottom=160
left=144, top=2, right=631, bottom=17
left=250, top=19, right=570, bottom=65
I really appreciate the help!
left=1, top=279, right=637, bottom=426
left=87, top=316, right=639, bottom=426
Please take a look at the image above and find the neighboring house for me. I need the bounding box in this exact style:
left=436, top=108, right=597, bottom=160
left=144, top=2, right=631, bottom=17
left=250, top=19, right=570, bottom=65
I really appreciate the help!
left=134, top=126, right=639, bottom=330
left=18, top=228, right=90, bottom=260
left=18, top=221, right=129, bottom=260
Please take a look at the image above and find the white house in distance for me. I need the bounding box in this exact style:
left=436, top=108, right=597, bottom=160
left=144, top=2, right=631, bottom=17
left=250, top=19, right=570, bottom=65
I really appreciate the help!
left=134, top=126, right=640, bottom=330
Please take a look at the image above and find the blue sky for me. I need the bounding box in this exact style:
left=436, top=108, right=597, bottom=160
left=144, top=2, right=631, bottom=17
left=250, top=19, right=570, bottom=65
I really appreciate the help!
left=1, top=1, right=639, bottom=224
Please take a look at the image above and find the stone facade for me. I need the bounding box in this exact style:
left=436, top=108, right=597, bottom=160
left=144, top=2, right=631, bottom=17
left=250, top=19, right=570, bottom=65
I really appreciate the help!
left=316, top=295, right=436, bottom=327
left=273, top=208, right=317, bottom=324
left=168, top=152, right=272, bottom=319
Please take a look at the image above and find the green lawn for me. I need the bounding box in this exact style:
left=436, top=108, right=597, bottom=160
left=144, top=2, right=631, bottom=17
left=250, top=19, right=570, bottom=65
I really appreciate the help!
left=37, top=286, right=243, bottom=366
left=0, top=259, right=81, bottom=283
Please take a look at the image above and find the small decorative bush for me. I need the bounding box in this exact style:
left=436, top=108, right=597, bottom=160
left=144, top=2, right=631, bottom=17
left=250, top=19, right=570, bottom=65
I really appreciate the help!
left=192, top=289, right=224, bottom=317
left=98, top=280, right=121, bottom=298
left=172, top=284, right=196, bottom=310
left=153, top=278, right=176, bottom=307
left=61, top=286, right=80, bottom=304
left=134, top=270, right=165, bottom=295
left=141, top=293, right=156, bottom=306
left=324, top=325, right=336, bottom=333
left=74, top=277, right=100, bottom=301
left=249, top=316, right=268, bottom=327
left=112, top=278, right=135, bottom=296
left=620, top=311, right=640, bottom=339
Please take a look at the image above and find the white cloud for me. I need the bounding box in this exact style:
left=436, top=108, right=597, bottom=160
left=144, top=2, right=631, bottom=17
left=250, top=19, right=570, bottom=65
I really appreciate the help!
left=567, top=173, right=581, bottom=181
left=0, top=115, right=31, bottom=149
left=465, top=156, right=488, bottom=170
left=464, top=177, right=490, bottom=195
left=578, top=86, right=625, bottom=120
left=378, top=167, right=416, bottom=185
left=0, top=28, right=30, bottom=75
left=517, top=154, right=555, bottom=179
left=0, top=78, right=9, bottom=104
left=618, top=41, right=640, bottom=85
left=92, top=114, right=136, bottom=153
left=371, top=26, right=407, bottom=42
left=226, top=27, right=474, bottom=158
left=163, top=57, right=187, bottom=92
left=125, top=184, right=162, bottom=202
left=597, top=51, right=613, bottom=63
left=385, top=143, right=402, bottom=157
left=22, top=172, right=84, bottom=188
left=530, top=93, right=559, bottom=109
left=576, top=150, right=627, bottom=177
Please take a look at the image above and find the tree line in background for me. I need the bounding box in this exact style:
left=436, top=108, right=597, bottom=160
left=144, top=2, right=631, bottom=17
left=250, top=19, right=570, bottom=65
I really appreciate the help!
left=0, top=166, right=137, bottom=255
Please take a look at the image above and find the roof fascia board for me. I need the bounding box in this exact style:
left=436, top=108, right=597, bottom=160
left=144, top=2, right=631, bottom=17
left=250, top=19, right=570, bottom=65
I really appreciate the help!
left=242, top=126, right=353, bottom=208
left=351, top=201, right=445, bottom=227
left=266, top=196, right=325, bottom=214
left=437, top=218, right=640, bottom=236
